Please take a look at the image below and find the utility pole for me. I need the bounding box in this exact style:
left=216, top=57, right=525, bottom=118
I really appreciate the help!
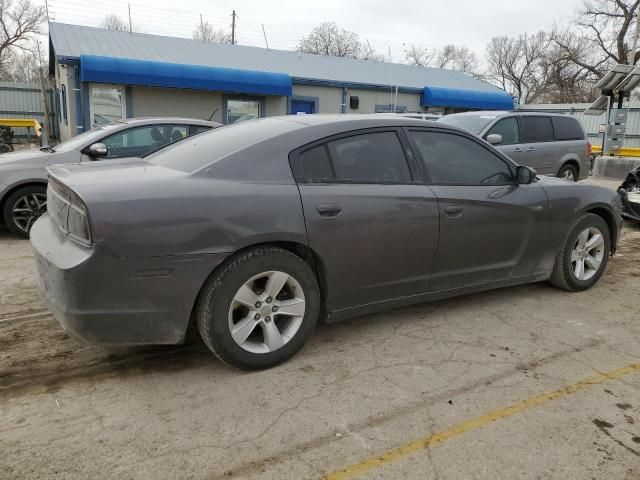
left=35, top=41, right=50, bottom=147
left=44, top=0, right=50, bottom=23
left=632, top=3, right=640, bottom=65
left=261, top=24, right=269, bottom=49
left=128, top=3, right=133, bottom=33
left=231, top=10, right=236, bottom=45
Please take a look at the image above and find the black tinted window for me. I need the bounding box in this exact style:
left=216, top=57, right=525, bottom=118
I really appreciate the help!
left=551, top=116, right=584, bottom=140
left=486, top=117, right=519, bottom=145
left=521, top=116, right=554, bottom=143
left=408, top=131, right=513, bottom=185
left=327, top=132, right=411, bottom=182
left=296, top=145, right=334, bottom=181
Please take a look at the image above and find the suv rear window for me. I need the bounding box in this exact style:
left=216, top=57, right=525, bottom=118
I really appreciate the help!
left=520, top=116, right=554, bottom=143
left=551, top=116, right=584, bottom=141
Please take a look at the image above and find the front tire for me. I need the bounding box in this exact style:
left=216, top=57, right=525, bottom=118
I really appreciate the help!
left=2, top=185, right=47, bottom=238
left=196, top=247, right=320, bottom=370
left=550, top=213, right=610, bottom=291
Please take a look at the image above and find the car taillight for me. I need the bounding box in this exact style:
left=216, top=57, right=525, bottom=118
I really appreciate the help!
left=47, top=177, right=92, bottom=244
left=587, top=143, right=592, bottom=156
left=67, top=201, right=92, bottom=244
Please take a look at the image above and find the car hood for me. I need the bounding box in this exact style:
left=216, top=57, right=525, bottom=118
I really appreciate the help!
left=0, top=148, right=51, bottom=167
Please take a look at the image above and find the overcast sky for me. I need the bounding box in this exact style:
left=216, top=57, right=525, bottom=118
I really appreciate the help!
left=47, top=0, right=581, bottom=63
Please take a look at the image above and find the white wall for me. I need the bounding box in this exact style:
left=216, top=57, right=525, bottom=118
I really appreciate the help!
left=265, top=96, right=287, bottom=116
left=54, top=61, right=76, bottom=141
left=345, top=88, right=424, bottom=114
left=292, top=85, right=344, bottom=113
left=131, top=87, right=224, bottom=124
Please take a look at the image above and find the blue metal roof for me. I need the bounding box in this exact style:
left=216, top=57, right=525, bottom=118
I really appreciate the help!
left=80, top=55, right=292, bottom=96
left=422, top=86, right=514, bottom=110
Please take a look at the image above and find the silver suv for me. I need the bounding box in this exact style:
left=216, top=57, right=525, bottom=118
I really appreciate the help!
left=438, top=111, right=590, bottom=181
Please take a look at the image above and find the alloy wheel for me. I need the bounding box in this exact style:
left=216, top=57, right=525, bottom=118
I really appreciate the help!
left=11, top=193, right=47, bottom=234
left=571, top=227, right=605, bottom=281
left=562, top=170, right=575, bottom=181
left=228, top=270, right=306, bottom=354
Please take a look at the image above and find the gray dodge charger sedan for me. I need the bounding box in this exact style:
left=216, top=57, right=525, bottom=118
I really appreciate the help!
left=0, top=117, right=218, bottom=237
left=31, top=115, right=622, bottom=370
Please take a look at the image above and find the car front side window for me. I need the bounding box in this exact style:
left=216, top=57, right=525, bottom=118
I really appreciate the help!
left=408, top=130, right=514, bottom=185
left=99, top=124, right=187, bottom=159
left=485, top=117, right=519, bottom=145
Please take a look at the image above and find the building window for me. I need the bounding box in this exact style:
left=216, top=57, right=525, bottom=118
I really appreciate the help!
left=90, top=85, right=125, bottom=126
left=226, top=98, right=261, bottom=124
left=374, top=104, right=408, bottom=113
left=61, top=85, right=68, bottom=125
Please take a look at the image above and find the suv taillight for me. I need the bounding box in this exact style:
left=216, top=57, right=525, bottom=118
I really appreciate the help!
left=587, top=143, right=592, bottom=156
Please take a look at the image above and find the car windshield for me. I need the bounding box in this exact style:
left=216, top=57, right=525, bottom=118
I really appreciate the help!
left=52, top=123, right=124, bottom=153
left=438, top=114, right=498, bottom=134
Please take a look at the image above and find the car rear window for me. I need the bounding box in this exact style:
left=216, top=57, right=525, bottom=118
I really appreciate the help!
left=520, top=116, right=554, bottom=143
left=148, top=118, right=300, bottom=172
left=438, top=114, right=497, bottom=134
left=296, top=145, right=334, bottom=181
left=551, top=116, right=584, bottom=141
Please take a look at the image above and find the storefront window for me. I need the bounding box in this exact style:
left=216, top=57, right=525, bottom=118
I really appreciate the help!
left=226, top=98, right=261, bottom=124
left=90, top=86, right=125, bottom=126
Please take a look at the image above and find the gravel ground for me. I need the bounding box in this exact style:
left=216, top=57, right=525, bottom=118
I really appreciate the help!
left=1, top=178, right=640, bottom=479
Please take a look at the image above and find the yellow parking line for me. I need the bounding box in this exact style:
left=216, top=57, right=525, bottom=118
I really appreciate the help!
left=324, top=362, right=640, bottom=480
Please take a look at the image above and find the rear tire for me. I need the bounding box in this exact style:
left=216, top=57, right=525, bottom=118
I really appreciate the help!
left=196, top=247, right=320, bottom=370
left=557, top=164, right=578, bottom=182
left=549, top=213, right=610, bottom=292
left=2, top=185, right=47, bottom=238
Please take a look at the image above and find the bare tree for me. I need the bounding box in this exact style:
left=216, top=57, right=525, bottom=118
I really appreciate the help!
left=577, top=0, right=640, bottom=65
left=406, top=43, right=480, bottom=77
left=485, top=32, right=548, bottom=104
left=100, top=13, right=129, bottom=32
left=298, top=22, right=383, bottom=61
left=193, top=15, right=232, bottom=44
left=0, top=0, right=45, bottom=76
left=405, top=44, right=435, bottom=67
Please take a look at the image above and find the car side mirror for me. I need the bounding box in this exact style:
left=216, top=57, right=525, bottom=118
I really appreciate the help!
left=87, top=142, right=108, bottom=158
left=516, top=165, right=536, bottom=184
left=486, top=134, right=503, bottom=145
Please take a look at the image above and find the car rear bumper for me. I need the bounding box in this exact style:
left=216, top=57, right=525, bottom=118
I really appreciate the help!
left=31, top=214, right=227, bottom=345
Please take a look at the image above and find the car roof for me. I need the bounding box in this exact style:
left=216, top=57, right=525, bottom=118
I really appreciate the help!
left=443, top=110, right=576, bottom=119
left=118, top=117, right=221, bottom=127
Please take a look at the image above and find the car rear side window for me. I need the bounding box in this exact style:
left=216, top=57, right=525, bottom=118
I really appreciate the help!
left=293, top=131, right=412, bottom=183
left=551, top=116, right=584, bottom=140
left=408, top=130, right=513, bottom=185
left=328, top=132, right=411, bottom=183
left=520, top=116, right=554, bottom=143
left=296, top=145, right=334, bottom=181
left=485, top=117, right=519, bottom=145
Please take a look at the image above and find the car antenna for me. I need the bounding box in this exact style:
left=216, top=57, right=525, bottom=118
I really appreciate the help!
left=208, top=108, right=219, bottom=122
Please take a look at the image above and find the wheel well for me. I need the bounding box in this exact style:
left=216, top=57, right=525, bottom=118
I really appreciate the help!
left=185, top=241, right=331, bottom=341
left=586, top=207, right=618, bottom=253
left=560, top=159, right=580, bottom=176
left=0, top=181, right=47, bottom=220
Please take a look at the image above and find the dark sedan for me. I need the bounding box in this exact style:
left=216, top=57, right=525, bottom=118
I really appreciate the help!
left=31, top=115, right=622, bottom=370
left=0, top=117, right=218, bottom=237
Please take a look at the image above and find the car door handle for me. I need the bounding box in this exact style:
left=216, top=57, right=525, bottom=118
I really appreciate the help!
left=513, top=147, right=522, bottom=152
left=526, top=147, right=535, bottom=151
left=444, top=205, right=463, bottom=216
left=316, top=203, right=342, bottom=217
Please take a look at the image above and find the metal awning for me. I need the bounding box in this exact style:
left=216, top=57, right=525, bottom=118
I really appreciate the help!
left=79, top=55, right=292, bottom=96
left=421, top=86, right=514, bottom=110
